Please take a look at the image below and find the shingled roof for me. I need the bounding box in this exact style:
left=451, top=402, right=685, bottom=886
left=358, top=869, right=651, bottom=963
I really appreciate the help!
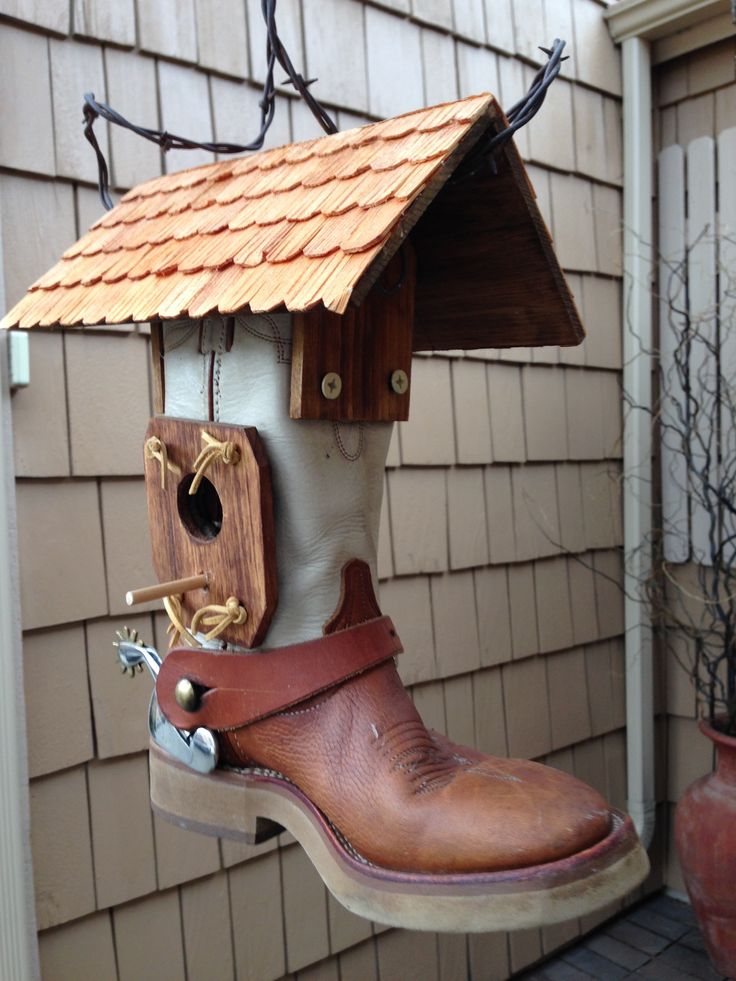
left=2, top=93, right=498, bottom=330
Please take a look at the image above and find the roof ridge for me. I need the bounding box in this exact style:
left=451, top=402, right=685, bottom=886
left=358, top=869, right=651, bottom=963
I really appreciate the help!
left=121, top=93, right=493, bottom=203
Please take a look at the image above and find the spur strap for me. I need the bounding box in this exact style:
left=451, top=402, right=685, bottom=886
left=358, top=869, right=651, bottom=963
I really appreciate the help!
left=157, top=616, right=402, bottom=731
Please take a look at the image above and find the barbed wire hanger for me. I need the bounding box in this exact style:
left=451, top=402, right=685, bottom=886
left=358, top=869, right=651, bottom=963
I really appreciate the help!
left=82, top=0, right=566, bottom=211
left=83, top=0, right=338, bottom=209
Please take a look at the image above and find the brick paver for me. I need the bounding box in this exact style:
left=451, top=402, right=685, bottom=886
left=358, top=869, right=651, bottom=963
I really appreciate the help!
left=518, top=893, right=731, bottom=980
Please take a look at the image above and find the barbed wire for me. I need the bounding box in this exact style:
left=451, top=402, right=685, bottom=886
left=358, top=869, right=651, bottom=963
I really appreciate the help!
left=83, top=0, right=337, bottom=208
left=82, top=0, right=566, bottom=211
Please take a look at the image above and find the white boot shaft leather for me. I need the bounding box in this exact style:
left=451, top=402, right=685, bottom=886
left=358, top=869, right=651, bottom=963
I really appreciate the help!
left=161, top=313, right=391, bottom=647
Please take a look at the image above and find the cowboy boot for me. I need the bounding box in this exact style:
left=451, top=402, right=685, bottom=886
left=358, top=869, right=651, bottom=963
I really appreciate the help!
left=146, top=312, right=648, bottom=932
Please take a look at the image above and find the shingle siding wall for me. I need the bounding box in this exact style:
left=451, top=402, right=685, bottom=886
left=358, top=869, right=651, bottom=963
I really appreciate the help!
left=655, top=40, right=736, bottom=896
left=1, top=1, right=639, bottom=977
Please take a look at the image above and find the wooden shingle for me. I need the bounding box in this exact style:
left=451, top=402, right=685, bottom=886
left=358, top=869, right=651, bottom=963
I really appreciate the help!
left=2, top=93, right=584, bottom=351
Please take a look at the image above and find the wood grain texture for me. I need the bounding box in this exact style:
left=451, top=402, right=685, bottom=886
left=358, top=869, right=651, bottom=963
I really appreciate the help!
left=411, top=130, right=585, bottom=351
left=290, top=247, right=415, bottom=422
left=143, top=416, right=277, bottom=648
left=150, top=321, right=165, bottom=414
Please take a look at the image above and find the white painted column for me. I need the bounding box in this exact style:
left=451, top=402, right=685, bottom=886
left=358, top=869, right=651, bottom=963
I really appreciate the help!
left=622, top=35, right=656, bottom=849
left=0, top=210, right=39, bottom=976
left=718, top=128, right=736, bottom=562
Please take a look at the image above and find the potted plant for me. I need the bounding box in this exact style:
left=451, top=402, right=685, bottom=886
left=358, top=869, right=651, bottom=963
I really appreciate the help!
left=632, top=236, right=736, bottom=977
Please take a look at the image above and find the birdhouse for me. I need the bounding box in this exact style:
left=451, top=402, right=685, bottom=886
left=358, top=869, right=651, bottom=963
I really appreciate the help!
left=2, top=91, right=584, bottom=648
left=1, top=92, right=650, bottom=936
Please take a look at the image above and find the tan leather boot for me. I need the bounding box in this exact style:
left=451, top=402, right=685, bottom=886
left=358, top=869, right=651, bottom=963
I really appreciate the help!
left=145, top=313, right=648, bottom=932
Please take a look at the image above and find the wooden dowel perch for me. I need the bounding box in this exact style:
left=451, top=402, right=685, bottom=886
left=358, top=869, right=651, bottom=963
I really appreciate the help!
left=126, top=574, right=210, bottom=607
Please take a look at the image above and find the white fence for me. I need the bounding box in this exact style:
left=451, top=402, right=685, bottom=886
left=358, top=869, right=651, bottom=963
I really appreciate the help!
left=657, top=128, right=736, bottom=565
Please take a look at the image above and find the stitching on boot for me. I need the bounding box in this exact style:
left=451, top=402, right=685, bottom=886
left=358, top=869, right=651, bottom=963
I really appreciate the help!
left=278, top=694, right=332, bottom=717
left=332, top=421, right=364, bottom=462
left=164, top=321, right=199, bottom=353
left=329, top=822, right=375, bottom=866
left=214, top=319, right=225, bottom=421
left=229, top=727, right=250, bottom=759
left=463, top=763, right=523, bottom=784
left=237, top=314, right=292, bottom=364
left=199, top=324, right=209, bottom=412
left=355, top=572, right=375, bottom=625
left=377, top=720, right=462, bottom=795
left=359, top=573, right=369, bottom=615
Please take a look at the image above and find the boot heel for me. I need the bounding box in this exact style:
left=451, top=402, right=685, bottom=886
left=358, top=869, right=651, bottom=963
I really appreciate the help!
left=149, top=742, right=284, bottom=844
left=245, top=816, right=284, bottom=845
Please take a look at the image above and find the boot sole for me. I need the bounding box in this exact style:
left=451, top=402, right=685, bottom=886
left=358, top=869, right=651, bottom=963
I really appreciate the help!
left=149, top=742, right=649, bottom=932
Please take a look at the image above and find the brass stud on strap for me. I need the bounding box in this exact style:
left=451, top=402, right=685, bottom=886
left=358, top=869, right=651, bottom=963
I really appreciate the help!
left=321, top=372, right=342, bottom=400
left=174, top=677, right=199, bottom=712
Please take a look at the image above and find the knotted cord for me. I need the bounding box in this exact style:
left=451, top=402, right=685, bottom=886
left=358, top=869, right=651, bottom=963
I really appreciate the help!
left=191, top=597, right=249, bottom=641
left=164, top=594, right=199, bottom=648
left=163, top=593, right=248, bottom=647
left=144, top=435, right=182, bottom=490
left=189, top=430, right=241, bottom=496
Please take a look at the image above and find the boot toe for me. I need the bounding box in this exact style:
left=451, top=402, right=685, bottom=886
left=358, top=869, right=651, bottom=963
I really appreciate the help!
left=393, top=731, right=612, bottom=874
left=445, top=756, right=612, bottom=872
left=352, top=750, right=613, bottom=875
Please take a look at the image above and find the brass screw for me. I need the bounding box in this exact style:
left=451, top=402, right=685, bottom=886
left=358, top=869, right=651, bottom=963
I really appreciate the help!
left=390, top=369, right=409, bottom=395
left=321, top=372, right=342, bottom=400
left=174, top=678, right=199, bottom=712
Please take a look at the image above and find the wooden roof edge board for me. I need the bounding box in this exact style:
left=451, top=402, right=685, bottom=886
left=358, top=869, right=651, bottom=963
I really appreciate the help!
left=493, top=133, right=584, bottom=347
left=410, top=125, right=585, bottom=352
left=348, top=100, right=503, bottom=310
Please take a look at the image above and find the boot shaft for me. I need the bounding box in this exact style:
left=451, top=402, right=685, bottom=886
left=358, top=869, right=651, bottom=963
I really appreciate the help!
left=161, top=313, right=392, bottom=646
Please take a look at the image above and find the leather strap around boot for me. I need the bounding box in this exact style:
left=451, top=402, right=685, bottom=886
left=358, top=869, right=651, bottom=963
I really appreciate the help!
left=157, top=616, right=402, bottom=731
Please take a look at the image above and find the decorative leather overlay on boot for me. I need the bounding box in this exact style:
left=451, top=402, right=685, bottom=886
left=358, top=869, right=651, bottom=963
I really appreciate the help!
left=323, top=559, right=381, bottom=634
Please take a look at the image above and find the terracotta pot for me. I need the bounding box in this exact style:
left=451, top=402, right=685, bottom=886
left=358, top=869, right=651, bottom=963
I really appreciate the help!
left=675, top=718, right=736, bottom=978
